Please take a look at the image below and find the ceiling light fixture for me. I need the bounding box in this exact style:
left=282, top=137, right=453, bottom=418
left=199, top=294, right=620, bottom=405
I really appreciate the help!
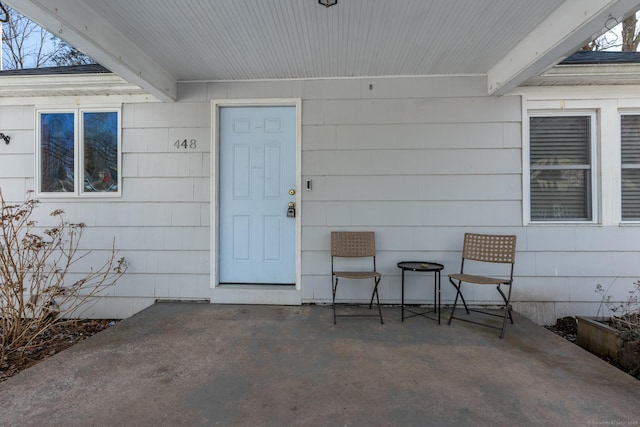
left=318, top=0, right=337, bottom=8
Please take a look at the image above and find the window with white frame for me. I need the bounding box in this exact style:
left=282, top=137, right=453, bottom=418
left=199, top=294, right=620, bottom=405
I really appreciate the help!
left=528, top=113, right=595, bottom=222
left=621, top=114, right=640, bottom=221
left=37, top=108, right=121, bottom=196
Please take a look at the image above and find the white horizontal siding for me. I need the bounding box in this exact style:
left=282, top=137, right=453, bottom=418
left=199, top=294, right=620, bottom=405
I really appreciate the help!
left=303, top=96, right=521, bottom=125
left=0, top=130, right=35, bottom=154
left=130, top=154, right=207, bottom=178
left=331, top=123, right=520, bottom=150
left=326, top=201, right=523, bottom=227
left=84, top=227, right=209, bottom=251
left=122, top=128, right=170, bottom=152
left=303, top=149, right=521, bottom=175
left=3, top=75, right=640, bottom=324
left=124, top=178, right=208, bottom=202
left=288, top=76, right=640, bottom=324
left=0, top=154, right=33, bottom=177
left=122, top=103, right=210, bottom=128
left=0, top=178, right=29, bottom=200
left=0, top=96, right=213, bottom=315
left=360, top=76, right=488, bottom=99
left=110, top=99, right=211, bottom=304
left=301, top=175, right=520, bottom=201
left=226, top=80, right=304, bottom=99
left=0, top=105, right=34, bottom=129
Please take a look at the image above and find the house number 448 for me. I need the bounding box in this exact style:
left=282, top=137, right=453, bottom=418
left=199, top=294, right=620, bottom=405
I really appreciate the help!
left=174, top=139, right=197, bottom=149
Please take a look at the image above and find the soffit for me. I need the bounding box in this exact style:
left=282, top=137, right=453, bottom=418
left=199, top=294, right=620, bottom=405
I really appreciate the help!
left=8, top=0, right=640, bottom=100
left=80, top=0, right=564, bottom=81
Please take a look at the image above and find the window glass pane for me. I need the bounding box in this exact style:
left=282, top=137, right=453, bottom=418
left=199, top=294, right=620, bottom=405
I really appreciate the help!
left=622, top=115, right=640, bottom=164
left=529, top=115, right=592, bottom=221
left=622, top=169, right=640, bottom=220
left=622, top=115, right=640, bottom=220
left=530, top=116, right=590, bottom=164
left=530, top=169, right=590, bottom=220
left=40, top=113, right=74, bottom=193
left=83, top=112, right=118, bottom=193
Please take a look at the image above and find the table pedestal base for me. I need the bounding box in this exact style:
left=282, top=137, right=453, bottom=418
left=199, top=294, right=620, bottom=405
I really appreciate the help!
left=398, top=262, right=443, bottom=324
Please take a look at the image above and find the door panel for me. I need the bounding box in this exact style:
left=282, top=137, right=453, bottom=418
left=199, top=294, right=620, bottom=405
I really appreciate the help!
left=219, top=106, right=296, bottom=284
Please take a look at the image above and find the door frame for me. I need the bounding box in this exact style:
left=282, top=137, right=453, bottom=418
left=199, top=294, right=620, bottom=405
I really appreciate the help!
left=211, top=99, right=302, bottom=293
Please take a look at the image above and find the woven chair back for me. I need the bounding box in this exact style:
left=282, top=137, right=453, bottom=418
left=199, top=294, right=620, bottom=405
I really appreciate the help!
left=331, top=232, right=376, bottom=257
left=461, top=233, right=516, bottom=264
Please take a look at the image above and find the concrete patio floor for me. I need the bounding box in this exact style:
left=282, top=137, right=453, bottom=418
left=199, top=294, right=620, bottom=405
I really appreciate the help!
left=1, top=303, right=639, bottom=426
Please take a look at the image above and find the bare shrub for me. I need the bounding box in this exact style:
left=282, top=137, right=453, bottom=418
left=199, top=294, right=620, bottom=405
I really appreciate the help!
left=0, top=191, right=127, bottom=366
left=595, top=281, right=640, bottom=339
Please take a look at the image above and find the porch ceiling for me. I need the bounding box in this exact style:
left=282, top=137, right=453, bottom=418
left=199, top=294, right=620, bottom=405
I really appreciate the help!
left=7, top=0, right=640, bottom=101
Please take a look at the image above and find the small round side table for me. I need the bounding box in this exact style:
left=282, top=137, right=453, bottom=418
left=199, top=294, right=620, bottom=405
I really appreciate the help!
left=397, top=261, right=444, bottom=324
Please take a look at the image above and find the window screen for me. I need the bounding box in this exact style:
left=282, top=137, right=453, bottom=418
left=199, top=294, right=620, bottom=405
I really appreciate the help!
left=529, top=115, right=592, bottom=221
left=621, top=114, right=640, bottom=220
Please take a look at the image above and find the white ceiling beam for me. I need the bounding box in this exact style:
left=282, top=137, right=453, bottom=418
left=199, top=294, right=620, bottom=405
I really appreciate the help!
left=7, top=0, right=177, bottom=102
left=487, top=0, right=640, bottom=96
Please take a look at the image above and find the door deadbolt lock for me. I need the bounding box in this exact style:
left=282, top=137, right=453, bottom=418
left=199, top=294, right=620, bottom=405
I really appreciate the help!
left=287, top=201, right=296, bottom=218
left=289, top=189, right=296, bottom=195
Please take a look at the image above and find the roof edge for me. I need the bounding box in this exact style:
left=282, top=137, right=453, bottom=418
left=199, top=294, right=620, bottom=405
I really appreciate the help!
left=0, top=63, right=110, bottom=76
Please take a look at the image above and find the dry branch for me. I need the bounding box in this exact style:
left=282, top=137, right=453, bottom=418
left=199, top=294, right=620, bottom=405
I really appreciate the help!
left=0, top=191, right=127, bottom=365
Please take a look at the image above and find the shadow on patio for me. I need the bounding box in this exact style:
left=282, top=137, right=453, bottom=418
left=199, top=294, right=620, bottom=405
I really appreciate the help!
left=1, top=303, right=639, bottom=426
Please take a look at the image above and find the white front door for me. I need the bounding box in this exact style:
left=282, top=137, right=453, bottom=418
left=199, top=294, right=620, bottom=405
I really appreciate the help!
left=219, top=106, right=296, bottom=284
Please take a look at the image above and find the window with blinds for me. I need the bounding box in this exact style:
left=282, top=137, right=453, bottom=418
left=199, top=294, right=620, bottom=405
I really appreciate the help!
left=529, top=115, right=592, bottom=221
left=621, top=114, right=640, bottom=221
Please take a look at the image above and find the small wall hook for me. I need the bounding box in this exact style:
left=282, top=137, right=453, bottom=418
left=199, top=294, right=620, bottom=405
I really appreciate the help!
left=0, top=133, right=9, bottom=145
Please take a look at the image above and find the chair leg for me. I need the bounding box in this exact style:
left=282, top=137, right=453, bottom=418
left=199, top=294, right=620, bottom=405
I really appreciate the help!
left=497, top=284, right=513, bottom=339
left=447, top=287, right=459, bottom=325
left=457, top=284, right=470, bottom=314
left=496, top=284, right=514, bottom=324
left=368, top=283, right=375, bottom=309
left=373, top=277, right=383, bottom=324
left=333, top=276, right=383, bottom=325
left=448, top=279, right=470, bottom=325
left=332, top=277, right=339, bottom=325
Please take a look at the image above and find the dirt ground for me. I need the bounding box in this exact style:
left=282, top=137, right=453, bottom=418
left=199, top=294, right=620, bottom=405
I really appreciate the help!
left=0, top=319, right=116, bottom=382
left=544, top=316, right=578, bottom=343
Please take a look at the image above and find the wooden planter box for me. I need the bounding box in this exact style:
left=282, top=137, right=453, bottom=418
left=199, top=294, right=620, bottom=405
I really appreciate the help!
left=576, top=316, right=640, bottom=375
left=576, top=316, right=620, bottom=359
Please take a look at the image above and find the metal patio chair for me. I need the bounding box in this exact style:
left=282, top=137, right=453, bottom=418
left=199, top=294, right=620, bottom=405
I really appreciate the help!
left=331, top=231, right=383, bottom=324
left=447, top=233, right=517, bottom=338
